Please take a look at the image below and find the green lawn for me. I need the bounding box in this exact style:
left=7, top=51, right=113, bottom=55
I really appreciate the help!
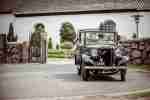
left=128, top=65, right=150, bottom=98
left=128, top=91, right=150, bottom=98
left=128, top=64, right=150, bottom=71
left=128, top=64, right=150, bottom=97
left=48, top=49, right=74, bottom=58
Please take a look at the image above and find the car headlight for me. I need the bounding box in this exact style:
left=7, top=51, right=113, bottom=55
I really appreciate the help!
left=115, top=48, right=122, bottom=57
left=90, top=49, right=98, bottom=57
left=115, top=47, right=128, bottom=57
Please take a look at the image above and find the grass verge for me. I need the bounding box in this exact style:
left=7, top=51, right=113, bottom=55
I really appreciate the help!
left=128, top=64, right=150, bottom=71
left=48, top=49, right=74, bottom=58
left=127, top=90, right=150, bottom=98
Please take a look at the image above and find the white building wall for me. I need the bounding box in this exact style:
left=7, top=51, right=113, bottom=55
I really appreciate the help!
left=0, top=14, right=15, bottom=33
left=1, top=12, right=150, bottom=47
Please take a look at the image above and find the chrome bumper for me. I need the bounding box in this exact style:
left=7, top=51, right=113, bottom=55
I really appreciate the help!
left=84, top=66, right=127, bottom=70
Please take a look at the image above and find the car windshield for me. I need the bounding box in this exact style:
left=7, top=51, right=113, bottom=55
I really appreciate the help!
left=82, top=32, right=115, bottom=45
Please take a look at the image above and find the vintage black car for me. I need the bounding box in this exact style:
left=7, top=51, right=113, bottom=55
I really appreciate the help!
left=74, top=26, right=128, bottom=81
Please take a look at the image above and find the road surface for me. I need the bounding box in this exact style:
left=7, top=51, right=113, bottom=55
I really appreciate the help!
left=0, top=62, right=150, bottom=99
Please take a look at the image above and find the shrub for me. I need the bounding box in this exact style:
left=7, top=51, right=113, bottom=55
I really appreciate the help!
left=34, top=23, right=45, bottom=33
left=30, top=23, right=45, bottom=48
left=132, top=33, right=137, bottom=39
left=59, top=22, right=76, bottom=43
left=30, top=32, right=41, bottom=47
left=56, top=44, right=59, bottom=50
left=7, top=23, right=18, bottom=42
left=60, top=42, right=73, bottom=49
left=48, top=37, right=53, bottom=49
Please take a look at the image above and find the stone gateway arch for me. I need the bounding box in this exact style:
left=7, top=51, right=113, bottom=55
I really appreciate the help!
left=29, top=23, right=48, bottom=63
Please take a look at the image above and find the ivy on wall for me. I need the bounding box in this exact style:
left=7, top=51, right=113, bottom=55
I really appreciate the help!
left=30, top=23, right=45, bottom=48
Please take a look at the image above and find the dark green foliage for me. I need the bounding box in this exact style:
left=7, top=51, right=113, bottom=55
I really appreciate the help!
left=7, top=23, right=18, bottom=42
left=30, top=23, right=45, bottom=48
left=56, top=44, right=59, bottom=50
left=34, top=23, right=45, bottom=33
left=132, top=33, right=137, bottom=39
left=48, top=37, right=53, bottom=49
left=60, top=22, right=76, bottom=43
left=30, top=32, right=41, bottom=47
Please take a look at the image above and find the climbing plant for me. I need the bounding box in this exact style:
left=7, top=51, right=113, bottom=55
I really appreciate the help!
left=30, top=23, right=45, bottom=48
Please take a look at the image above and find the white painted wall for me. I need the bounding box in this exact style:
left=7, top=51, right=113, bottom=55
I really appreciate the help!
left=0, top=14, right=15, bottom=33
left=1, top=12, right=150, bottom=48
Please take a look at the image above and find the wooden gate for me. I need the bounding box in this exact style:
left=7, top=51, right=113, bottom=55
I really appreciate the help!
left=0, top=34, right=7, bottom=64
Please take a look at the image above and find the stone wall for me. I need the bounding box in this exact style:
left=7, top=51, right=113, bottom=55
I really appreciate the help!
left=0, top=48, right=6, bottom=63
left=0, top=32, right=47, bottom=64
left=0, top=34, right=7, bottom=64
left=0, top=41, right=30, bottom=64
left=121, top=38, right=150, bottom=65
left=6, top=42, right=23, bottom=64
left=6, top=42, right=30, bottom=64
left=6, top=41, right=47, bottom=64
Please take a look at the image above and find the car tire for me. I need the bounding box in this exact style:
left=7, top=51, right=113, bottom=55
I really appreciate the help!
left=75, top=55, right=77, bottom=65
left=77, top=66, right=81, bottom=75
left=81, top=64, right=89, bottom=81
left=120, top=69, right=127, bottom=81
left=75, top=55, right=82, bottom=65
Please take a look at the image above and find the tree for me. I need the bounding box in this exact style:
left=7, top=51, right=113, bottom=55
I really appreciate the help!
left=56, top=44, right=60, bottom=50
left=7, top=22, right=18, bottom=42
left=132, top=33, right=137, bottom=39
left=60, top=22, right=76, bottom=43
left=48, top=37, right=53, bottom=49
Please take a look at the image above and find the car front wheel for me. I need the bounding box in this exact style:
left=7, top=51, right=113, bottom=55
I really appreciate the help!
left=77, top=66, right=81, bottom=75
left=81, top=64, right=89, bottom=81
left=120, top=69, right=127, bottom=81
